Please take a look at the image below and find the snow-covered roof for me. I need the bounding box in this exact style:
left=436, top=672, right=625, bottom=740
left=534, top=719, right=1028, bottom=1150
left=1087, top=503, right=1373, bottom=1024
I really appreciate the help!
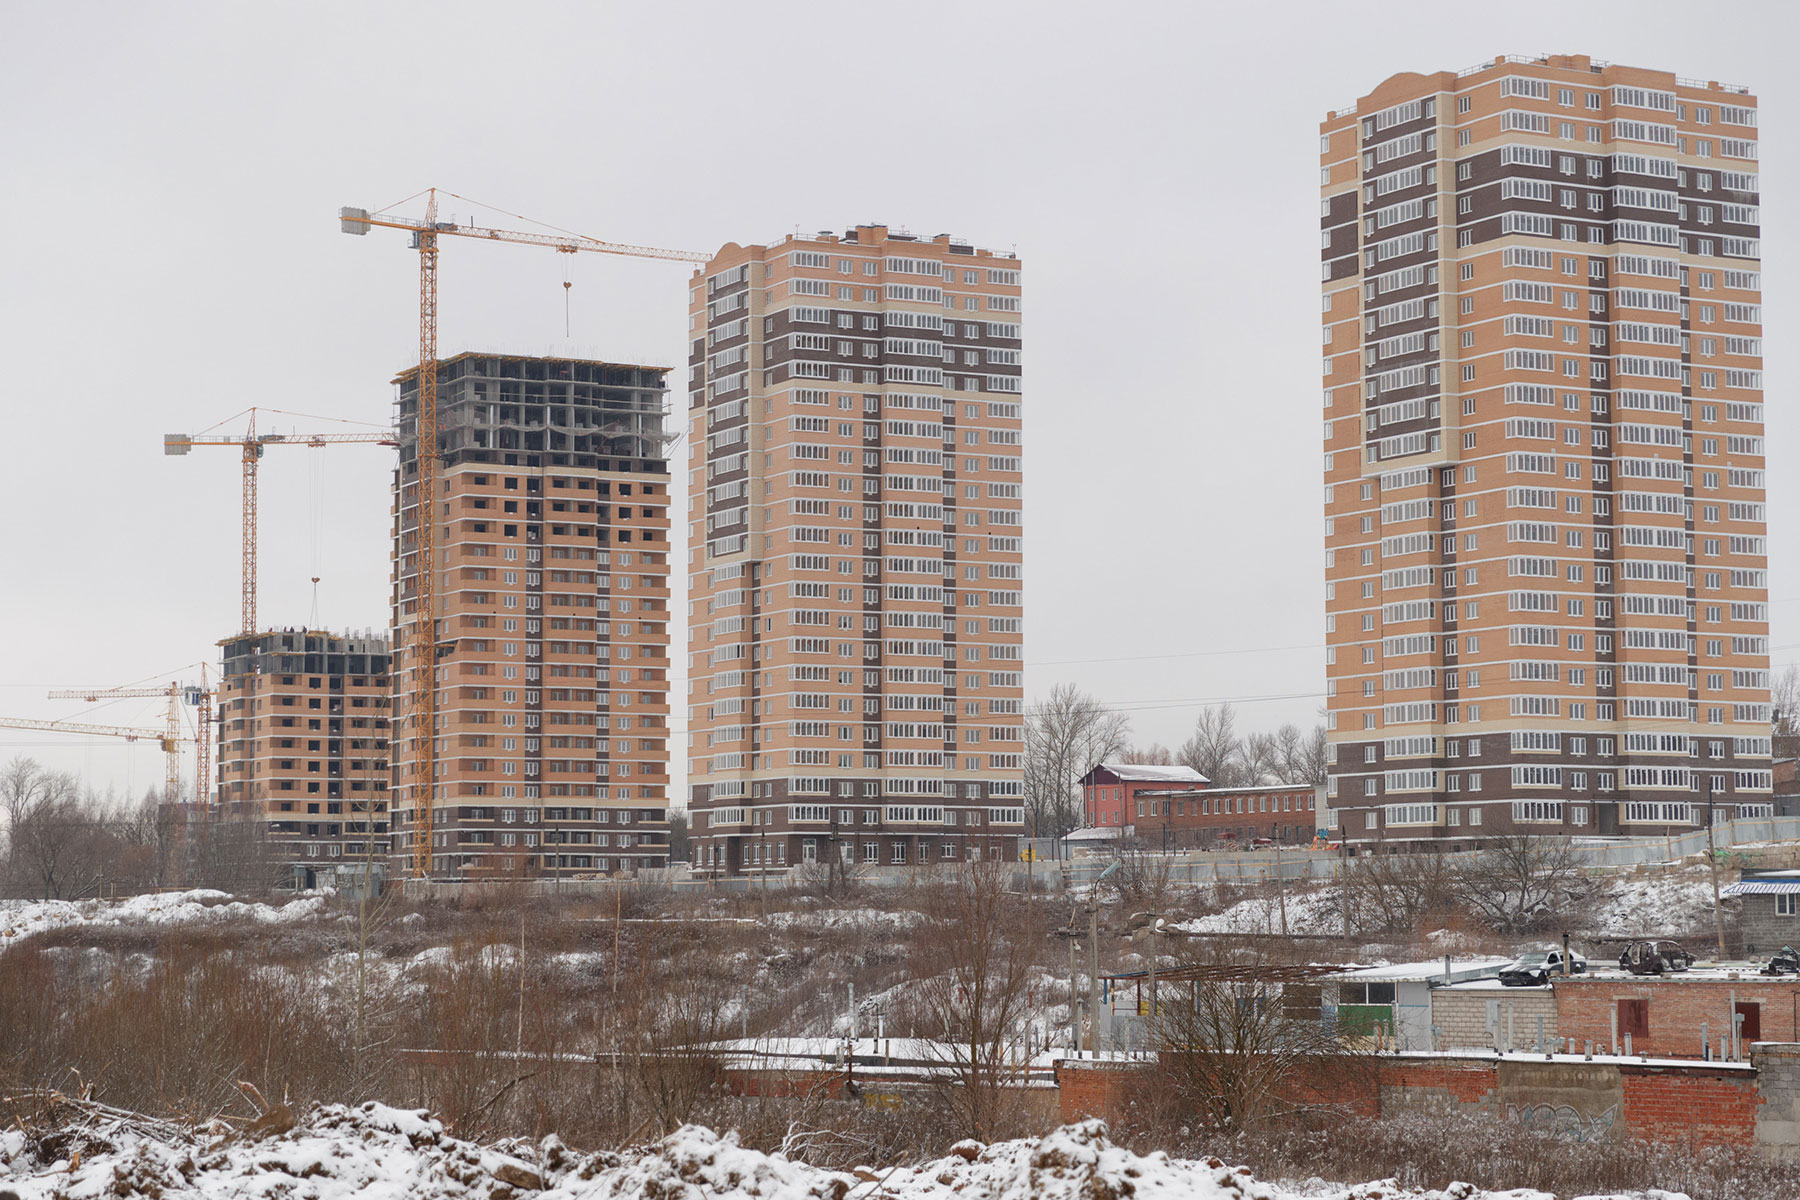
left=1331, top=956, right=1514, bottom=983
left=1096, top=761, right=1208, bottom=784
left=1063, top=826, right=1127, bottom=842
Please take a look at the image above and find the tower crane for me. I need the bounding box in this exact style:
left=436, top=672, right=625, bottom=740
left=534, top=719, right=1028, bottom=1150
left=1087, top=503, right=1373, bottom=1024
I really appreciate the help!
left=0, top=705, right=180, bottom=808
left=164, top=409, right=399, bottom=636
left=338, top=187, right=708, bottom=878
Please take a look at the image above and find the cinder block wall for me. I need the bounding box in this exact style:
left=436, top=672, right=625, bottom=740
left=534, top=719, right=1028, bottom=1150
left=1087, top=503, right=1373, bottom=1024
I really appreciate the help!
left=1432, top=988, right=1560, bottom=1050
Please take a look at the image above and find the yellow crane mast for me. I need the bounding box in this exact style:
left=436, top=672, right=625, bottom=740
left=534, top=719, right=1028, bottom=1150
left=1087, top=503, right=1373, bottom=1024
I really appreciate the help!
left=338, top=188, right=707, bottom=879
left=164, top=409, right=399, bottom=637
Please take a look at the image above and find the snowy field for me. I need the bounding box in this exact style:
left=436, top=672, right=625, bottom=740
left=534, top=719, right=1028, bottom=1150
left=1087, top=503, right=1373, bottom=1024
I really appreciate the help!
left=0, top=1101, right=1681, bottom=1200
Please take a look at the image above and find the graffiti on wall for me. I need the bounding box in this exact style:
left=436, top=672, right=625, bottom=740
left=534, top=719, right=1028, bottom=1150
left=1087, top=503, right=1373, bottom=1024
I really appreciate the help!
left=1507, top=1102, right=1619, bottom=1143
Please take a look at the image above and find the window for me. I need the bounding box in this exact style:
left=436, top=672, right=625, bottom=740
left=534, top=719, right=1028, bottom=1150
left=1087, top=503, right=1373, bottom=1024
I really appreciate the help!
left=1780, top=894, right=1800, bottom=917
left=1618, top=999, right=1649, bottom=1039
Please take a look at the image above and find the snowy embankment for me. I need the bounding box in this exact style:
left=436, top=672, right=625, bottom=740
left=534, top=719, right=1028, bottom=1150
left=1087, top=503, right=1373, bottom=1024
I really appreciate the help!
left=0, top=889, right=327, bottom=950
left=0, top=1100, right=1621, bottom=1200
left=1170, top=866, right=1730, bottom=941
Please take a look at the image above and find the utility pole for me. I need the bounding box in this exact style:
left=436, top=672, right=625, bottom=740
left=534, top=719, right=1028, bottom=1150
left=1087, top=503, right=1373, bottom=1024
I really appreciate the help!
left=611, top=877, right=622, bottom=996
left=1706, top=776, right=1727, bottom=959
left=1060, top=911, right=1081, bottom=1054
left=1274, top=825, right=1289, bottom=936
left=1145, top=909, right=1159, bottom=1040
left=1088, top=899, right=1101, bottom=1053
left=1340, top=839, right=1353, bottom=943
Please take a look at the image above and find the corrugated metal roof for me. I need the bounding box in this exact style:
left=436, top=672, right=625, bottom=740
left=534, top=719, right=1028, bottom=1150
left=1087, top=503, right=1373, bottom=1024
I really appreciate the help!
left=1721, top=881, right=1800, bottom=896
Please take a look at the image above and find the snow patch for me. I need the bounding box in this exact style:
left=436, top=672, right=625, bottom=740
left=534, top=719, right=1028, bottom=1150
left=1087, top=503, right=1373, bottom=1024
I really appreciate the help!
left=0, top=889, right=327, bottom=950
left=0, top=1100, right=1617, bottom=1200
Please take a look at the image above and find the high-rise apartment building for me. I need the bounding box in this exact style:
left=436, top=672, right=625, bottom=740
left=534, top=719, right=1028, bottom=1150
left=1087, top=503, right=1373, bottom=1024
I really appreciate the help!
left=216, top=628, right=391, bottom=884
left=389, top=353, right=674, bottom=879
left=685, top=226, right=1026, bottom=876
left=1321, top=54, right=1772, bottom=845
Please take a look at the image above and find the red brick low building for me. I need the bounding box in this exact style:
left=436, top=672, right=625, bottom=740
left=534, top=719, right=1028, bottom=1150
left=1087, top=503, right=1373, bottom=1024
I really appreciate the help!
left=1134, top=783, right=1325, bottom=848
left=1079, top=763, right=1325, bottom=849
left=1078, top=762, right=1206, bottom=830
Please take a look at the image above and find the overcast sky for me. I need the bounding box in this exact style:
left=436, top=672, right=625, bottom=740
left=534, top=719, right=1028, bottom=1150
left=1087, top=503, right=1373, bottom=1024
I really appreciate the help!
left=4, top=0, right=1798, bottom=803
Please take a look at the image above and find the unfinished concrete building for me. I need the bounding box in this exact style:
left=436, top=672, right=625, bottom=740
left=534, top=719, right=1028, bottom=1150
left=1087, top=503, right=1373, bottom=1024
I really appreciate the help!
left=215, top=628, right=393, bottom=885
left=388, top=352, right=674, bottom=879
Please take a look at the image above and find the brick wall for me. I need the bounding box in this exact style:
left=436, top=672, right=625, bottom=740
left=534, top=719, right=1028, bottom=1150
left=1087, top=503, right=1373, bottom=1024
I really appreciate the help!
left=1057, top=1060, right=1138, bottom=1122
left=1055, top=1051, right=1768, bottom=1149
left=1553, top=977, right=1800, bottom=1058
left=1432, top=987, right=1559, bottom=1051
left=1380, top=1058, right=1500, bottom=1114
left=1620, top=1064, right=1758, bottom=1146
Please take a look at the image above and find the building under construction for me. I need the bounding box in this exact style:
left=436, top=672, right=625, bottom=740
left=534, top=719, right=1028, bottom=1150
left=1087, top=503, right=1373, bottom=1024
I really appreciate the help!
left=215, top=628, right=392, bottom=885
left=387, top=352, right=674, bottom=879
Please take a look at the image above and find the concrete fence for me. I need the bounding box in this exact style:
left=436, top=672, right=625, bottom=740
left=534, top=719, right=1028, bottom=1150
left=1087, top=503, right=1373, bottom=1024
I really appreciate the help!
left=392, top=817, right=1800, bottom=898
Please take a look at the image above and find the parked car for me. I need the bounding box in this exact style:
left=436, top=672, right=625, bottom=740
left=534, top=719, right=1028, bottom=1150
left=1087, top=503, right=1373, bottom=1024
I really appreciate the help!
left=1498, top=947, right=1589, bottom=986
left=1619, top=940, right=1694, bottom=975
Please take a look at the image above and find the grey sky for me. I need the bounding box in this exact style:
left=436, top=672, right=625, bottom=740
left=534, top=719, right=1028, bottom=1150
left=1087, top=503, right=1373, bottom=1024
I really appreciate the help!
left=3, top=0, right=1797, bottom=801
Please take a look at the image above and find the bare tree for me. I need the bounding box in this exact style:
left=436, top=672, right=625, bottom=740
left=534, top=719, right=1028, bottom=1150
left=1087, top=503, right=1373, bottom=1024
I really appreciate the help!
left=1125, top=742, right=1176, bottom=766
left=1452, top=835, right=1592, bottom=933
left=1774, top=665, right=1800, bottom=762
left=1270, top=724, right=1306, bottom=783
left=1240, top=731, right=1281, bottom=786
left=1300, top=724, right=1330, bottom=786
left=1345, top=847, right=1459, bottom=935
left=1024, top=683, right=1130, bottom=840
left=907, top=860, right=1042, bottom=1141
left=2, top=759, right=100, bottom=900
left=1106, top=849, right=1175, bottom=914
left=1140, top=948, right=1375, bottom=1134
left=1178, top=704, right=1242, bottom=787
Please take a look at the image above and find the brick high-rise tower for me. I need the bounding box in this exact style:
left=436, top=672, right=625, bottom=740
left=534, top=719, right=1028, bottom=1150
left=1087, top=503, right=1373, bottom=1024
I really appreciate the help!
left=685, top=226, right=1026, bottom=876
left=389, top=353, right=675, bottom=879
left=1321, top=55, right=1771, bottom=845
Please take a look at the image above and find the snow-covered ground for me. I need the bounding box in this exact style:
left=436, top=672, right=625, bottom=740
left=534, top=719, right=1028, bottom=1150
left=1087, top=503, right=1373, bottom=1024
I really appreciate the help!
left=1171, top=886, right=1347, bottom=937
left=764, top=905, right=925, bottom=931
left=0, top=1100, right=1653, bottom=1200
left=1586, top=868, right=1727, bottom=937
left=1167, top=866, right=1732, bottom=943
left=0, top=889, right=328, bottom=950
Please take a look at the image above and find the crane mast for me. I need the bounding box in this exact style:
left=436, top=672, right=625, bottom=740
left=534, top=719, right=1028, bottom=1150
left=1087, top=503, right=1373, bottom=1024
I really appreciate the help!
left=413, top=190, right=441, bottom=880
left=339, top=187, right=706, bottom=880
left=165, top=412, right=399, bottom=637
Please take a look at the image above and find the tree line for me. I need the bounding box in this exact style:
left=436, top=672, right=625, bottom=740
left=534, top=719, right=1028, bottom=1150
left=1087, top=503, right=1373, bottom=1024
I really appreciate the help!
left=0, top=756, right=184, bottom=899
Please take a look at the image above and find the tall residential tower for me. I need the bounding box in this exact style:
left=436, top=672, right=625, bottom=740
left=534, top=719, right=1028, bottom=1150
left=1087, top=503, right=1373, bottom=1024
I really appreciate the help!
left=686, top=226, right=1025, bottom=876
left=1322, top=55, right=1771, bottom=845
left=389, top=353, right=674, bottom=879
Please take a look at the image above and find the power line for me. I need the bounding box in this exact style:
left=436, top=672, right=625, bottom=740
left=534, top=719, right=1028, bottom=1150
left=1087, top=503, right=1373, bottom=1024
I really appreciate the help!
left=1033, top=641, right=1322, bottom=668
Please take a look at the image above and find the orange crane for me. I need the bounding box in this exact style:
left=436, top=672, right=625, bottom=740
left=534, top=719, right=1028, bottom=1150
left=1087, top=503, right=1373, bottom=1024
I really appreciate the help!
left=164, top=409, right=399, bottom=636
left=338, top=187, right=708, bottom=878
